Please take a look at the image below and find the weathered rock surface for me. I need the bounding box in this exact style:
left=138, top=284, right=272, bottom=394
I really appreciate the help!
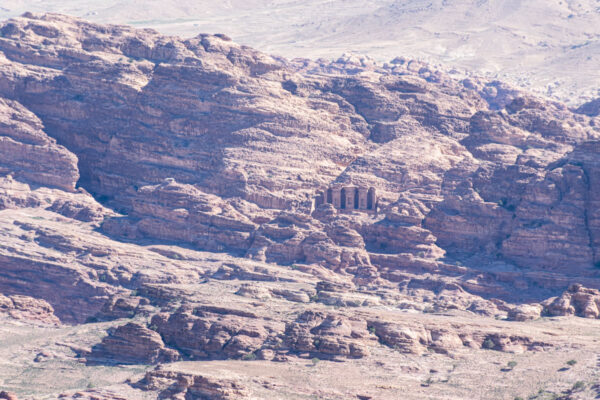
left=235, top=283, right=313, bottom=303
left=575, top=97, right=600, bottom=117
left=0, top=392, right=18, bottom=400
left=370, top=318, right=550, bottom=355
left=94, top=295, right=153, bottom=321
left=88, top=322, right=180, bottom=364
left=103, top=180, right=257, bottom=252
left=0, top=12, right=599, bottom=298
left=543, top=284, right=600, bottom=319
left=284, top=310, right=375, bottom=359
left=56, top=387, right=149, bottom=400
left=0, top=293, right=60, bottom=325
left=507, top=304, right=543, bottom=322
left=0, top=98, right=78, bottom=191
left=0, top=176, right=109, bottom=222
left=135, top=369, right=249, bottom=400
left=0, top=97, right=107, bottom=222
left=151, top=306, right=285, bottom=360
left=0, top=208, right=201, bottom=323
left=0, top=12, right=600, bottom=400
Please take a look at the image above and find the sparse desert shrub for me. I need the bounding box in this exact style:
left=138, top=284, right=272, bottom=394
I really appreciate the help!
left=242, top=352, right=257, bottom=361
left=421, top=376, right=433, bottom=387
left=566, top=359, right=577, bottom=366
left=507, top=361, right=517, bottom=370
left=482, top=338, right=495, bottom=349
left=572, top=381, right=585, bottom=392
left=311, top=357, right=320, bottom=366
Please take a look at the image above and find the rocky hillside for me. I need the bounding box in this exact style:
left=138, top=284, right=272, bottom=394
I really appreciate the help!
left=3, top=1, right=600, bottom=106
left=1, top=13, right=600, bottom=399
left=2, top=12, right=600, bottom=298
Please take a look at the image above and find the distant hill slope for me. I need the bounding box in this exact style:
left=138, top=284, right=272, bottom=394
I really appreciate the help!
left=1, top=0, right=599, bottom=105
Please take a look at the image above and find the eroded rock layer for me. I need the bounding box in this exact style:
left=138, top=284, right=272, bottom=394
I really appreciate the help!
left=0, top=13, right=599, bottom=300
left=1, top=12, right=600, bottom=400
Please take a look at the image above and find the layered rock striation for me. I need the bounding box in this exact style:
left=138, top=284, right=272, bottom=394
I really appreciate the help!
left=0, top=12, right=599, bottom=319
left=3, top=13, right=600, bottom=400
left=88, top=322, right=180, bottom=364
left=0, top=292, right=60, bottom=325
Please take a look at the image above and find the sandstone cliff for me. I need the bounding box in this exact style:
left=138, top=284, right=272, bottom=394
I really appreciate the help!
left=1, top=13, right=599, bottom=303
left=2, top=13, right=600, bottom=400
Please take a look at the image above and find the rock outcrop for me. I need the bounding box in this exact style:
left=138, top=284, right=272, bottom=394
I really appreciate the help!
left=103, top=180, right=257, bottom=252
left=0, top=98, right=78, bottom=191
left=135, top=369, right=249, bottom=400
left=370, top=319, right=550, bottom=354
left=0, top=98, right=106, bottom=222
left=0, top=293, right=60, bottom=325
left=543, top=284, right=600, bottom=319
left=151, top=306, right=285, bottom=360
left=0, top=12, right=599, bottom=299
left=0, top=392, right=18, bottom=400
left=284, top=311, right=375, bottom=359
left=575, top=97, right=600, bottom=117
left=0, top=13, right=599, bottom=399
left=94, top=295, right=154, bottom=321
left=507, top=304, right=543, bottom=321
left=88, top=322, right=180, bottom=364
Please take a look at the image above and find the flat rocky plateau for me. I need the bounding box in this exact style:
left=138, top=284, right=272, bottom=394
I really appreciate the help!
left=0, top=12, right=600, bottom=400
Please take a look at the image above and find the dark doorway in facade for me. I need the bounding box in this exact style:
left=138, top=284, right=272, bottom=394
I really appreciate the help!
left=367, top=188, right=376, bottom=210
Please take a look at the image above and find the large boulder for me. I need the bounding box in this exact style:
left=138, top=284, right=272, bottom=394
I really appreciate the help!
left=88, top=322, right=180, bottom=364
left=544, top=284, right=600, bottom=318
